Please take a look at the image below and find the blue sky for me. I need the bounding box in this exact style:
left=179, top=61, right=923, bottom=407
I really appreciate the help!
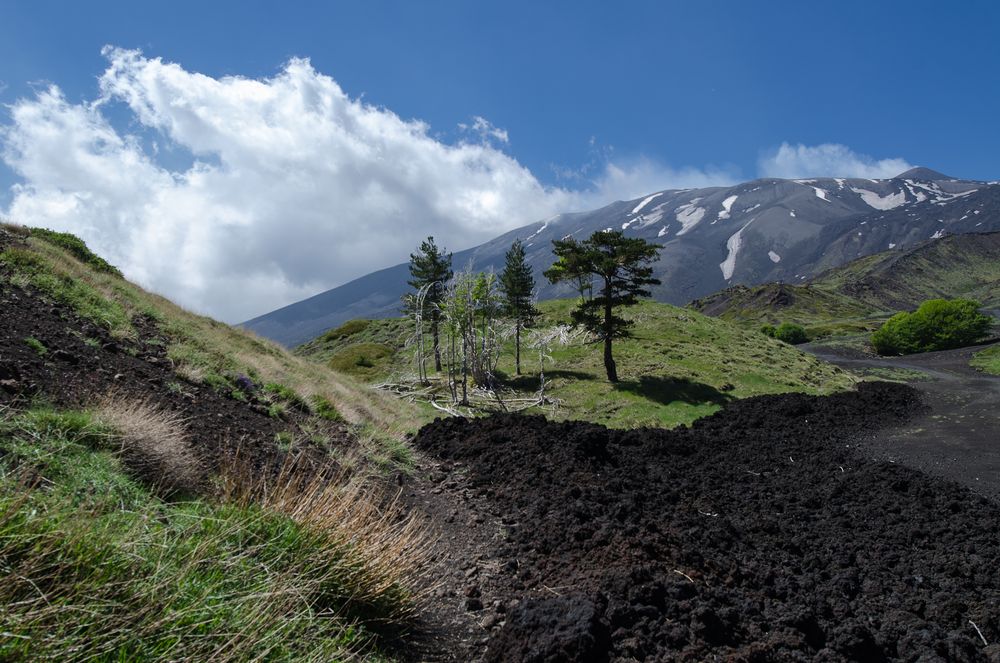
left=1, top=0, right=998, bottom=320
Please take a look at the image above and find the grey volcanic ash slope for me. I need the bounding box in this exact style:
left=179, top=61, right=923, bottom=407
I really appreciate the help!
left=244, top=168, right=999, bottom=346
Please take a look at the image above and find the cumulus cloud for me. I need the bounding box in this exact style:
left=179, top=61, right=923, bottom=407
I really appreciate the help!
left=587, top=157, right=738, bottom=202
left=758, top=142, right=913, bottom=180
left=0, top=48, right=733, bottom=322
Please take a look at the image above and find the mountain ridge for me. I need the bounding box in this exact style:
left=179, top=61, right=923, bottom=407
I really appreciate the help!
left=244, top=168, right=1000, bottom=346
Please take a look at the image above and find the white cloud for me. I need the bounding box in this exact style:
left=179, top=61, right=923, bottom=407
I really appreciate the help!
left=587, top=157, right=737, bottom=202
left=0, top=48, right=734, bottom=322
left=459, top=116, right=509, bottom=144
left=758, top=142, right=912, bottom=180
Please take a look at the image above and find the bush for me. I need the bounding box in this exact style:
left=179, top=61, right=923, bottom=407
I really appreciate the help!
left=871, top=298, right=993, bottom=356
left=761, top=323, right=808, bottom=345
left=773, top=323, right=808, bottom=345
left=29, top=227, right=123, bottom=277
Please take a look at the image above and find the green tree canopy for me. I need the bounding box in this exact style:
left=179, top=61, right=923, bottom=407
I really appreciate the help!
left=500, top=239, right=540, bottom=375
left=405, top=236, right=453, bottom=372
left=544, top=230, right=661, bottom=382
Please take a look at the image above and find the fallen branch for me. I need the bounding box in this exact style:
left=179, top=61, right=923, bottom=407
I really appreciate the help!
left=970, top=620, right=989, bottom=646
left=673, top=569, right=696, bottom=584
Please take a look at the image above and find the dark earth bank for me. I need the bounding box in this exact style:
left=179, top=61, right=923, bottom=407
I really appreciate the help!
left=411, top=384, right=1000, bottom=662
left=0, top=274, right=352, bottom=478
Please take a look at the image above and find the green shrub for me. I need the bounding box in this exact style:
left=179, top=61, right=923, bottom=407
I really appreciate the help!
left=872, top=298, right=993, bottom=355
left=29, top=227, right=122, bottom=277
left=321, top=319, right=370, bottom=341
left=773, top=323, right=808, bottom=345
left=760, top=324, right=777, bottom=338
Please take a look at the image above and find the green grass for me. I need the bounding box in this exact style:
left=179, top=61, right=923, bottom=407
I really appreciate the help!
left=971, top=345, right=1000, bottom=375
left=297, top=317, right=412, bottom=364
left=514, top=300, right=856, bottom=428
left=28, top=226, right=123, bottom=277
left=329, top=343, right=396, bottom=379
left=299, top=299, right=858, bottom=429
left=24, top=336, right=47, bottom=356
left=0, top=404, right=423, bottom=661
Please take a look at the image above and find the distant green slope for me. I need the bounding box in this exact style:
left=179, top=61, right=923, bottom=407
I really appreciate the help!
left=690, top=232, right=1000, bottom=334
left=296, top=299, right=857, bottom=429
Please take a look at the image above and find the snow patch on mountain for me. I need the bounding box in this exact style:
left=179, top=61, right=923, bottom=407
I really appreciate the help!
left=717, top=194, right=739, bottom=221
left=675, top=199, right=706, bottom=236
left=812, top=186, right=829, bottom=201
left=720, top=218, right=755, bottom=280
left=631, top=192, right=664, bottom=215
left=638, top=202, right=669, bottom=227
left=851, top=187, right=906, bottom=210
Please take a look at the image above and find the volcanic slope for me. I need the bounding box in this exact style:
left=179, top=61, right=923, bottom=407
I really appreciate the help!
left=690, top=230, right=1000, bottom=332
left=0, top=224, right=431, bottom=659
left=244, top=168, right=1000, bottom=346
left=412, top=383, right=1000, bottom=662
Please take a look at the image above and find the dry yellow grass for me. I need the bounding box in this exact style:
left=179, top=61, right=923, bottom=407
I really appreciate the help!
left=216, top=452, right=436, bottom=621
left=95, top=393, right=203, bottom=495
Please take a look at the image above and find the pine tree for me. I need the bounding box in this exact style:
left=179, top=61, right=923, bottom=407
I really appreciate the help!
left=406, top=236, right=453, bottom=372
left=544, top=230, right=661, bottom=382
left=499, top=239, right=540, bottom=375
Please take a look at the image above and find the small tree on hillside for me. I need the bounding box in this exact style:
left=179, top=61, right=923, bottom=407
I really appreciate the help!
left=544, top=230, right=662, bottom=383
left=405, top=237, right=453, bottom=372
left=500, top=239, right=540, bottom=375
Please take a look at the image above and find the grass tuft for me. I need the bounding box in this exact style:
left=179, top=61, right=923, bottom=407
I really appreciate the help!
left=0, top=404, right=430, bottom=660
left=94, top=394, right=202, bottom=496
left=23, top=336, right=47, bottom=356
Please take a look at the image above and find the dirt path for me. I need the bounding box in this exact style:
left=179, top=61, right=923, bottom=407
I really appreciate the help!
left=804, top=341, right=1000, bottom=501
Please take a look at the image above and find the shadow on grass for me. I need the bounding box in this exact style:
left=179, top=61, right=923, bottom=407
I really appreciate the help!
left=501, top=369, right=597, bottom=391
left=613, top=375, right=734, bottom=407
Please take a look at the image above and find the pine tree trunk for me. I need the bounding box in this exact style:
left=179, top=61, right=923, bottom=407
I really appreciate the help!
left=603, top=277, right=618, bottom=383
left=432, top=310, right=442, bottom=372
left=515, top=320, right=521, bottom=376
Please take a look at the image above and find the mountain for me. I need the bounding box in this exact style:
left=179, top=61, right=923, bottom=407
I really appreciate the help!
left=689, top=230, right=1000, bottom=326
left=244, top=168, right=1000, bottom=346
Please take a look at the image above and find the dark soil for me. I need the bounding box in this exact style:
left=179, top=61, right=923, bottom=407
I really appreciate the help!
left=411, top=384, right=1000, bottom=661
left=0, top=260, right=351, bottom=474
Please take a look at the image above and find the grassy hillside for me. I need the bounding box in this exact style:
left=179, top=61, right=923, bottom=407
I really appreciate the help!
left=296, top=299, right=858, bottom=429
left=690, top=231, right=1000, bottom=339
left=0, top=224, right=421, bottom=448
left=0, top=223, right=429, bottom=659
left=972, top=345, right=1000, bottom=375
left=823, top=231, right=1000, bottom=311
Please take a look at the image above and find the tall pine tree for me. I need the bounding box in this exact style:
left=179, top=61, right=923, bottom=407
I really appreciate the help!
left=499, top=239, right=540, bottom=375
left=407, top=236, right=453, bottom=372
left=544, top=230, right=661, bottom=382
